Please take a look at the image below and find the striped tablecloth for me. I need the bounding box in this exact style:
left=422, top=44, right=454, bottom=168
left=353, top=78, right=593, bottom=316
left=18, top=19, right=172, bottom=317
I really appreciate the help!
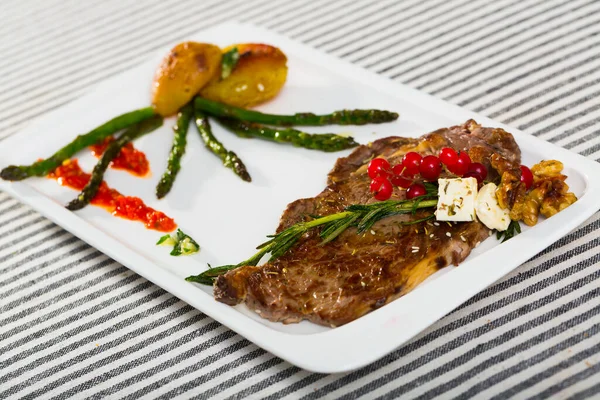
left=2, top=0, right=600, bottom=398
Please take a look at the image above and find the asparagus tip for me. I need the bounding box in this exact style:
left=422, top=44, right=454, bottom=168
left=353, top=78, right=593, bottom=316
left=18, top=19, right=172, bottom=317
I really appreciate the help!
left=155, top=181, right=169, bottom=199
left=340, top=137, right=360, bottom=150
left=370, top=110, right=399, bottom=123
left=0, top=165, right=29, bottom=181
left=225, top=151, right=252, bottom=182
left=240, top=171, right=252, bottom=182
left=65, top=198, right=86, bottom=211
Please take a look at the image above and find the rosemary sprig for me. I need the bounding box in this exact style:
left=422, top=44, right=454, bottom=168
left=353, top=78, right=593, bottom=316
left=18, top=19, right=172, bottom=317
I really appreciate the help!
left=185, top=197, right=438, bottom=285
left=496, top=220, right=522, bottom=242
left=399, top=214, right=435, bottom=226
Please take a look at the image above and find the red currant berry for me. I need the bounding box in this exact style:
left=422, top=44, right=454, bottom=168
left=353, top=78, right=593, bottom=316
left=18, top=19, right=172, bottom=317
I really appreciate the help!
left=439, top=147, right=458, bottom=167
left=419, top=155, right=442, bottom=181
left=367, top=158, right=391, bottom=179
left=520, top=165, right=534, bottom=190
left=370, top=177, right=393, bottom=201
left=391, top=164, right=412, bottom=188
left=463, top=170, right=483, bottom=184
left=406, top=183, right=427, bottom=199
left=466, top=162, right=488, bottom=180
left=449, top=151, right=471, bottom=176
left=402, top=152, right=422, bottom=175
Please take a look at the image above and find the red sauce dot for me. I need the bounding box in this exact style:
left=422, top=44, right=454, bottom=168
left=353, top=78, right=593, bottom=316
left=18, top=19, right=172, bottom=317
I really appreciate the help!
left=89, top=137, right=149, bottom=176
left=48, top=159, right=175, bottom=232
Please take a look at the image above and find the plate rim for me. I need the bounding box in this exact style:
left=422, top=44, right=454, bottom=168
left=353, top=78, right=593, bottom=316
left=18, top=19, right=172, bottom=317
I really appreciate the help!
left=1, top=21, right=600, bottom=373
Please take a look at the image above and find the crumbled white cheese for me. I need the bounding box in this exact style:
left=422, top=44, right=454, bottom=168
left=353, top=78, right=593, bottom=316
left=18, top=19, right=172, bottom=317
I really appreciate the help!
left=475, top=183, right=511, bottom=231
left=435, top=178, right=478, bottom=222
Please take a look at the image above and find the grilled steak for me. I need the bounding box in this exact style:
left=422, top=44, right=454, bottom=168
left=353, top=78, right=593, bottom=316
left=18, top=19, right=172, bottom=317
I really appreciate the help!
left=215, top=120, right=521, bottom=327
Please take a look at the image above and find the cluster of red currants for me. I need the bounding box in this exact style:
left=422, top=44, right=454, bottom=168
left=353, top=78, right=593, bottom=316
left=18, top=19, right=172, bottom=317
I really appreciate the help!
left=368, top=148, right=533, bottom=201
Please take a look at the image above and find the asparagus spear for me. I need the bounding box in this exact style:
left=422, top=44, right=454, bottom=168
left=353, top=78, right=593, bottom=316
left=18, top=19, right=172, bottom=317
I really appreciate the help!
left=66, top=115, right=163, bottom=211
left=218, top=118, right=358, bottom=152
left=194, top=109, right=251, bottom=182
left=186, top=197, right=438, bottom=285
left=1, top=107, right=156, bottom=181
left=156, top=104, right=193, bottom=199
left=194, top=97, right=398, bottom=126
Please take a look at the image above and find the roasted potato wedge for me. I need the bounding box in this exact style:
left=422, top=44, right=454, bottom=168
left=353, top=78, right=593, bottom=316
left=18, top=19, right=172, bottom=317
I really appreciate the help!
left=152, top=42, right=222, bottom=117
left=200, top=43, right=288, bottom=108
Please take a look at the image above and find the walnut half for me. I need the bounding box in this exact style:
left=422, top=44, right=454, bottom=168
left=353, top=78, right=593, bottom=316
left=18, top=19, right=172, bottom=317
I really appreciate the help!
left=522, top=180, right=551, bottom=226
left=531, top=160, right=564, bottom=181
left=496, top=158, right=577, bottom=226
left=493, top=154, right=527, bottom=220
left=540, top=178, right=577, bottom=218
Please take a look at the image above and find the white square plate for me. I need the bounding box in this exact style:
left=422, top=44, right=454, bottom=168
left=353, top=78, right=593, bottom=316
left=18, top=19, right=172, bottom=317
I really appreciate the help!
left=1, top=22, right=599, bottom=373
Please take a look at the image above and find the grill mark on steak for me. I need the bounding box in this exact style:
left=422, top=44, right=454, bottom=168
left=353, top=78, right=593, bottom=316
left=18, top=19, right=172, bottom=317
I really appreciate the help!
left=214, top=120, right=521, bottom=327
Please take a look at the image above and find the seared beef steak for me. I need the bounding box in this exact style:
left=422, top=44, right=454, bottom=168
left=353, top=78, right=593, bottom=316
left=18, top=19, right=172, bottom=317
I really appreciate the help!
left=215, top=120, right=521, bottom=327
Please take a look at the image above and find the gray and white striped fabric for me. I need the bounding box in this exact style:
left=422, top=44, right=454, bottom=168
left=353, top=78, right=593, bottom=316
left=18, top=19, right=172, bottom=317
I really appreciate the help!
left=2, top=0, right=600, bottom=398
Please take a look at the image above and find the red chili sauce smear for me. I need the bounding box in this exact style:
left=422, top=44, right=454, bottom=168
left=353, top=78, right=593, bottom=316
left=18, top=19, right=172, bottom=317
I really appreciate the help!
left=89, top=137, right=149, bottom=176
left=49, top=159, right=176, bottom=232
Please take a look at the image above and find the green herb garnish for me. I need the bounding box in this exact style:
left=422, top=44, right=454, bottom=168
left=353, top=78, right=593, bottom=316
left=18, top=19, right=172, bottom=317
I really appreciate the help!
left=423, top=182, right=439, bottom=196
left=496, top=220, right=521, bottom=243
left=399, top=214, right=435, bottom=226
left=221, top=47, right=239, bottom=80
left=156, top=233, right=176, bottom=246
left=157, top=229, right=200, bottom=256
